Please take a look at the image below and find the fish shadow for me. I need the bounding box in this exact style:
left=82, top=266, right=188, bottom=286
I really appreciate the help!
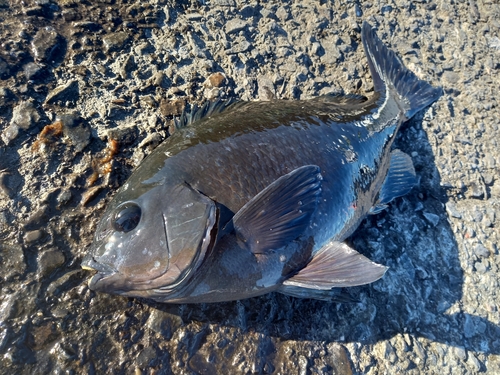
left=145, top=112, right=500, bottom=356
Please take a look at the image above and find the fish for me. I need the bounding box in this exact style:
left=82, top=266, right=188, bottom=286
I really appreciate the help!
left=81, top=22, right=442, bottom=303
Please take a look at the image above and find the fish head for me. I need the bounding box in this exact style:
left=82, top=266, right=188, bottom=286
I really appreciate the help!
left=82, top=181, right=217, bottom=299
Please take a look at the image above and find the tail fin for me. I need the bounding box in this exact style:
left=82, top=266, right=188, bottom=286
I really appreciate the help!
left=362, top=22, right=442, bottom=119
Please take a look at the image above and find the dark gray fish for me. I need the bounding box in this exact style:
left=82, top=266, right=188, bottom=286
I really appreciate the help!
left=82, top=23, right=442, bottom=303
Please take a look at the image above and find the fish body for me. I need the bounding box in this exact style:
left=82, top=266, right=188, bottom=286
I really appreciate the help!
left=82, top=23, right=442, bottom=303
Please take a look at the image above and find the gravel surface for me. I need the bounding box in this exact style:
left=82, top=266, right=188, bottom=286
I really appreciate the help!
left=0, top=0, right=499, bottom=374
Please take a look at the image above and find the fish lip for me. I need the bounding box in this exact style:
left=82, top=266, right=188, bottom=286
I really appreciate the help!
left=81, top=253, right=117, bottom=275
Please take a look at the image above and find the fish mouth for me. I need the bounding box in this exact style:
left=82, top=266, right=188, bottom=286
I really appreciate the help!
left=81, top=253, right=118, bottom=291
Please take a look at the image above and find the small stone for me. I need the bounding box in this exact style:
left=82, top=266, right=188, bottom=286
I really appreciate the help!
left=106, top=124, right=138, bottom=145
left=257, top=76, right=275, bottom=101
left=226, top=40, right=252, bottom=54
left=59, top=112, right=90, bottom=152
left=423, top=212, right=440, bottom=226
left=467, top=353, right=482, bottom=372
left=140, top=95, right=157, bottom=108
left=186, top=12, right=203, bottom=21
left=57, top=189, right=72, bottom=206
left=23, top=62, right=45, bottom=81
left=152, top=71, right=166, bottom=87
left=138, top=132, right=162, bottom=150
left=47, top=269, right=86, bottom=296
left=146, top=309, right=182, bottom=338
left=463, top=315, right=476, bottom=338
left=321, top=46, right=342, bottom=65
left=473, top=244, right=489, bottom=258
left=38, top=249, right=65, bottom=277
left=10, top=101, right=41, bottom=130
left=0, top=243, right=26, bottom=280
left=136, top=347, right=157, bottom=368
left=276, top=6, right=290, bottom=22
left=442, top=71, right=460, bottom=84
left=45, top=80, right=79, bottom=105
left=1, top=124, right=19, bottom=146
left=206, top=72, right=226, bottom=88
left=160, top=98, right=185, bottom=117
left=24, top=229, right=44, bottom=244
left=225, top=18, right=246, bottom=34
left=474, top=261, right=487, bottom=274
left=445, top=201, right=462, bottom=219
left=72, top=21, right=101, bottom=32
left=31, top=28, right=61, bottom=62
left=0, top=87, right=16, bottom=108
left=454, top=346, right=467, bottom=361
left=28, top=322, right=59, bottom=351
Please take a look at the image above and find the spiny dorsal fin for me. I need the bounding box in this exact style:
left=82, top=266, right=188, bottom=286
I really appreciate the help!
left=175, top=98, right=239, bottom=129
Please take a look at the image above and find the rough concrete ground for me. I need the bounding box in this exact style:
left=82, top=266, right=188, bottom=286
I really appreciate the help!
left=0, top=0, right=499, bottom=374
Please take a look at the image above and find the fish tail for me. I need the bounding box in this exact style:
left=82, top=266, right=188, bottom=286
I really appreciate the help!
left=362, top=22, right=442, bottom=119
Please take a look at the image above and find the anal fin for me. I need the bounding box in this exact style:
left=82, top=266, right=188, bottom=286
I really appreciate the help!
left=283, top=241, right=387, bottom=290
left=278, top=285, right=360, bottom=303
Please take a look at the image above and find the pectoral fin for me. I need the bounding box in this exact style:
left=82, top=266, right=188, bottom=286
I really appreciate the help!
left=283, top=241, right=387, bottom=289
left=370, top=149, right=417, bottom=215
left=232, top=165, right=322, bottom=254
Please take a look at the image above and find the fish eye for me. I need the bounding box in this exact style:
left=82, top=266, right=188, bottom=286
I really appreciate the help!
left=113, top=203, right=142, bottom=233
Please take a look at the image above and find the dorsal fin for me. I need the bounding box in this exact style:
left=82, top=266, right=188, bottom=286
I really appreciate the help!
left=175, top=98, right=239, bottom=129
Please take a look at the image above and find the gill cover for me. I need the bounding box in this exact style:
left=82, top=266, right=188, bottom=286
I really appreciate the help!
left=159, top=183, right=217, bottom=287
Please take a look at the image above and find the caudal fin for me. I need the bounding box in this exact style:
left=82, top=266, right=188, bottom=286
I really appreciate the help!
left=362, top=22, right=442, bottom=119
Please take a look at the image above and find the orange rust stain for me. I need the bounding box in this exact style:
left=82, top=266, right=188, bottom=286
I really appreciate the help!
left=87, top=138, right=119, bottom=187
left=32, top=120, right=64, bottom=151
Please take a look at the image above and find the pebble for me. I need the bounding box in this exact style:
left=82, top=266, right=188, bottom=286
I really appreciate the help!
left=59, top=112, right=90, bottom=152
left=0, top=87, right=16, bottom=108
left=473, top=244, right=490, bottom=258
left=445, top=201, right=462, bottom=219
left=57, top=189, right=73, bottom=205
left=0, top=243, right=26, bottom=280
left=1, top=124, right=19, bottom=146
left=206, top=72, right=226, bottom=88
left=24, top=229, right=44, bottom=244
left=423, top=212, right=440, bottom=226
left=138, top=132, right=162, bottom=150
left=257, top=76, right=275, bottom=101
left=45, top=80, right=79, bottom=105
left=23, top=62, right=44, bottom=81
left=226, top=40, right=252, bottom=54
left=31, top=28, right=61, bottom=62
left=38, top=249, right=66, bottom=277
left=106, top=124, right=138, bottom=145
left=454, top=346, right=467, bottom=361
left=102, top=32, right=129, bottom=52
left=10, top=101, right=40, bottom=130
left=474, top=261, right=487, bottom=274
left=47, top=269, right=86, bottom=296
left=467, top=353, right=482, bottom=372
left=160, top=98, right=185, bottom=117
